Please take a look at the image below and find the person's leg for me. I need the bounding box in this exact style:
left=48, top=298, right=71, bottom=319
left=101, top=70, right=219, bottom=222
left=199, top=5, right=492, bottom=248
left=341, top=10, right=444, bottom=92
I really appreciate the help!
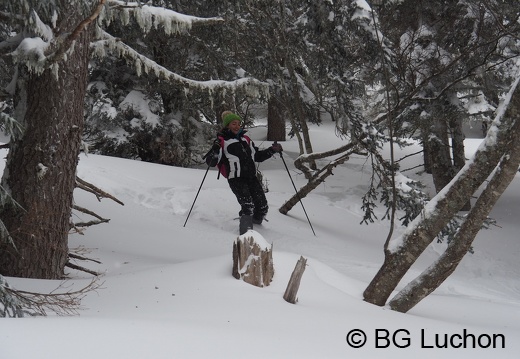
left=228, top=178, right=254, bottom=234
left=249, top=178, right=268, bottom=224
left=228, top=178, right=254, bottom=216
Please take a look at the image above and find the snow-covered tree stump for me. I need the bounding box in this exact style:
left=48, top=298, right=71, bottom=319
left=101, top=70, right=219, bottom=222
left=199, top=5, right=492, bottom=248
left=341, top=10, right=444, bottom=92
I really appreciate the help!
left=283, top=256, right=307, bottom=304
left=232, top=232, right=274, bottom=287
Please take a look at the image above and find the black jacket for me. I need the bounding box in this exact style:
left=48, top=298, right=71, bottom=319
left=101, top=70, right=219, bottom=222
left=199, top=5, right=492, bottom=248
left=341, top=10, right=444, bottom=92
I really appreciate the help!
left=207, top=128, right=274, bottom=179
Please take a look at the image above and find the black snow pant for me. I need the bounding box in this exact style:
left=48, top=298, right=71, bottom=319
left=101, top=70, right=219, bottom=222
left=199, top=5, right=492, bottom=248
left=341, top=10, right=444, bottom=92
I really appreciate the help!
left=228, top=176, right=268, bottom=221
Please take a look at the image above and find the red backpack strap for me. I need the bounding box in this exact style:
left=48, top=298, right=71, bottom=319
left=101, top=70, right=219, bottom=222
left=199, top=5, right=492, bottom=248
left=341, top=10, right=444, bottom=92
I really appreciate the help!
left=218, top=135, right=225, bottom=147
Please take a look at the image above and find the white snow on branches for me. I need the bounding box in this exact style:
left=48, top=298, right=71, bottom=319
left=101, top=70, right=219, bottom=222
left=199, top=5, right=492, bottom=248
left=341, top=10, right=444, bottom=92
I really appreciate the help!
left=91, top=31, right=269, bottom=100
left=10, top=37, right=48, bottom=73
left=105, top=0, right=223, bottom=35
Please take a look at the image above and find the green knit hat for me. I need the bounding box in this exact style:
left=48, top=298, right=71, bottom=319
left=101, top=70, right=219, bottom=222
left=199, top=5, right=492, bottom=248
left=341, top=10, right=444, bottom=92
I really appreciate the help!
left=222, top=111, right=242, bottom=128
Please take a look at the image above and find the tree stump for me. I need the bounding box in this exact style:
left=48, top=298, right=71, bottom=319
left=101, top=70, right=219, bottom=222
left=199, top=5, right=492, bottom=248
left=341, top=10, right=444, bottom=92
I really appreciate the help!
left=283, top=256, right=307, bottom=304
left=232, top=232, right=274, bottom=287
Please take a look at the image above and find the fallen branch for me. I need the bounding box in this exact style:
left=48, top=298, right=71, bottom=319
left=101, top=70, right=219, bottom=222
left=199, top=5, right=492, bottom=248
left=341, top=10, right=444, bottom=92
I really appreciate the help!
left=280, top=151, right=353, bottom=215
left=1, top=277, right=102, bottom=317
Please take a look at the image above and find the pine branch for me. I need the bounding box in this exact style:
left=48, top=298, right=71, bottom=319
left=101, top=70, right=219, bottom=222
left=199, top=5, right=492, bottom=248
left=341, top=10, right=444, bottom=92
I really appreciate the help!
left=92, top=30, right=269, bottom=98
left=107, top=0, right=224, bottom=30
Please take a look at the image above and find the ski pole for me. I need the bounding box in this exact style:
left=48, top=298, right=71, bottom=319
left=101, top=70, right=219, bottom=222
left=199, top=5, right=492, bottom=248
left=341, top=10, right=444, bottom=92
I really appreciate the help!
left=279, top=150, right=316, bottom=236
left=183, top=165, right=210, bottom=227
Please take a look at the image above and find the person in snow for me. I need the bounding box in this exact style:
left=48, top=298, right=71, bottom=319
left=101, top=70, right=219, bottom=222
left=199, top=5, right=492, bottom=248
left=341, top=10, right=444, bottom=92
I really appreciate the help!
left=206, top=111, right=283, bottom=235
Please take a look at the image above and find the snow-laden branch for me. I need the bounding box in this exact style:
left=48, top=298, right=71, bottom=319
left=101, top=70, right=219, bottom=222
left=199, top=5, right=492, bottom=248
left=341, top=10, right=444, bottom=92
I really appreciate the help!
left=92, top=30, right=269, bottom=99
left=6, top=0, right=223, bottom=75
left=105, top=0, right=224, bottom=35
left=8, top=0, right=106, bottom=75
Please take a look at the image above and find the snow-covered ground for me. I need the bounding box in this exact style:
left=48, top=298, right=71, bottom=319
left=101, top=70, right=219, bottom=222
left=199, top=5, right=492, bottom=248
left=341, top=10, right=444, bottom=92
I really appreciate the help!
left=1, top=121, right=519, bottom=358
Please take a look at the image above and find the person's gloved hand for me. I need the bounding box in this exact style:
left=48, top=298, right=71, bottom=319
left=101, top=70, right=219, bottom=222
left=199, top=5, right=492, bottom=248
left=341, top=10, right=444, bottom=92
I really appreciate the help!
left=270, top=142, right=283, bottom=153
left=204, top=139, right=221, bottom=166
left=212, top=139, right=221, bottom=152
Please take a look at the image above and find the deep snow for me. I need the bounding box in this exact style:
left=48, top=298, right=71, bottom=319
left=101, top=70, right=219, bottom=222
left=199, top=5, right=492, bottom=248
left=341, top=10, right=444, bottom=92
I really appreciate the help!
left=1, top=121, right=519, bottom=358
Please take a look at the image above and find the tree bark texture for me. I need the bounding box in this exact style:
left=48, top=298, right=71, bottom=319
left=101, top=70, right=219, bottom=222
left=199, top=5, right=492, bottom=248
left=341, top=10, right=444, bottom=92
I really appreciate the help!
left=363, top=77, right=520, bottom=306
left=232, top=234, right=274, bottom=287
left=283, top=256, right=307, bottom=304
left=0, top=9, right=93, bottom=279
left=450, top=117, right=471, bottom=210
left=429, top=117, right=455, bottom=193
left=450, top=117, right=466, bottom=170
left=267, top=96, right=286, bottom=142
left=389, top=119, right=520, bottom=312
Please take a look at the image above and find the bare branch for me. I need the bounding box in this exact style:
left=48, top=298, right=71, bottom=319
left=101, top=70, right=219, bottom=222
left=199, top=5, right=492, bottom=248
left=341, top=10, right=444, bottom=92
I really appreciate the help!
left=65, top=262, right=102, bottom=276
left=2, top=278, right=102, bottom=316
left=69, top=253, right=101, bottom=264
left=76, top=176, right=124, bottom=206
left=73, top=204, right=109, bottom=221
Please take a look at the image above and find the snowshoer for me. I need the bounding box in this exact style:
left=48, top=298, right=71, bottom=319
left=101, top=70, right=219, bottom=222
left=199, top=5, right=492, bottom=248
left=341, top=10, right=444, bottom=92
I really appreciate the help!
left=206, top=111, right=283, bottom=235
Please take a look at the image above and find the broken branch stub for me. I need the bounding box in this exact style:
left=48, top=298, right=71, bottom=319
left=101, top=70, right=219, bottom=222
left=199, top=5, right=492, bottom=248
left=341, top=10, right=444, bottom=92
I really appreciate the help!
left=283, top=256, right=307, bottom=304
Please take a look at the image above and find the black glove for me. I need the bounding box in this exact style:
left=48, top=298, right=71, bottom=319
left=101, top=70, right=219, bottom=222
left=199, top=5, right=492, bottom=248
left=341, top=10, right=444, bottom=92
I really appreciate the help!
left=206, top=151, right=219, bottom=167
left=211, top=139, right=221, bottom=152
left=270, top=142, right=283, bottom=153
left=204, top=140, right=221, bottom=166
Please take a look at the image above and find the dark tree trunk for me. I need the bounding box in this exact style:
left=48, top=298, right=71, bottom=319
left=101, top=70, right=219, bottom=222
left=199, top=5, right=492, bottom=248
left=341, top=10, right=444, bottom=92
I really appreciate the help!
left=363, top=80, right=520, bottom=306
left=0, top=11, right=93, bottom=279
left=450, top=117, right=471, bottom=210
left=428, top=117, right=455, bottom=193
left=422, top=135, right=432, bottom=174
left=450, top=118, right=466, bottom=170
left=267, top=96, right=286, bottom=142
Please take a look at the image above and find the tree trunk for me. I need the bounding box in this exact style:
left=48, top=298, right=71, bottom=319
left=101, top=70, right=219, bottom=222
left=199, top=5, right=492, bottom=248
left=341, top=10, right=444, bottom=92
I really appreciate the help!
left=232, top=234, right=274, bottom=287
left=389, top=121, right=520, bottom=312
left=428, top=117, right=455, bottom=193
left=363, top=76, right=520, bottom=306
left=267, top=96, right=286, bottom=142
left=450, top=117, right=471, bottom=210
left=286, top=59, right=316, bottom=170
left=0, top=11, right=93, bottom=279
left=450, top=117, right=466, bottom=170
left=422, top=135, right=432, bottom=174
